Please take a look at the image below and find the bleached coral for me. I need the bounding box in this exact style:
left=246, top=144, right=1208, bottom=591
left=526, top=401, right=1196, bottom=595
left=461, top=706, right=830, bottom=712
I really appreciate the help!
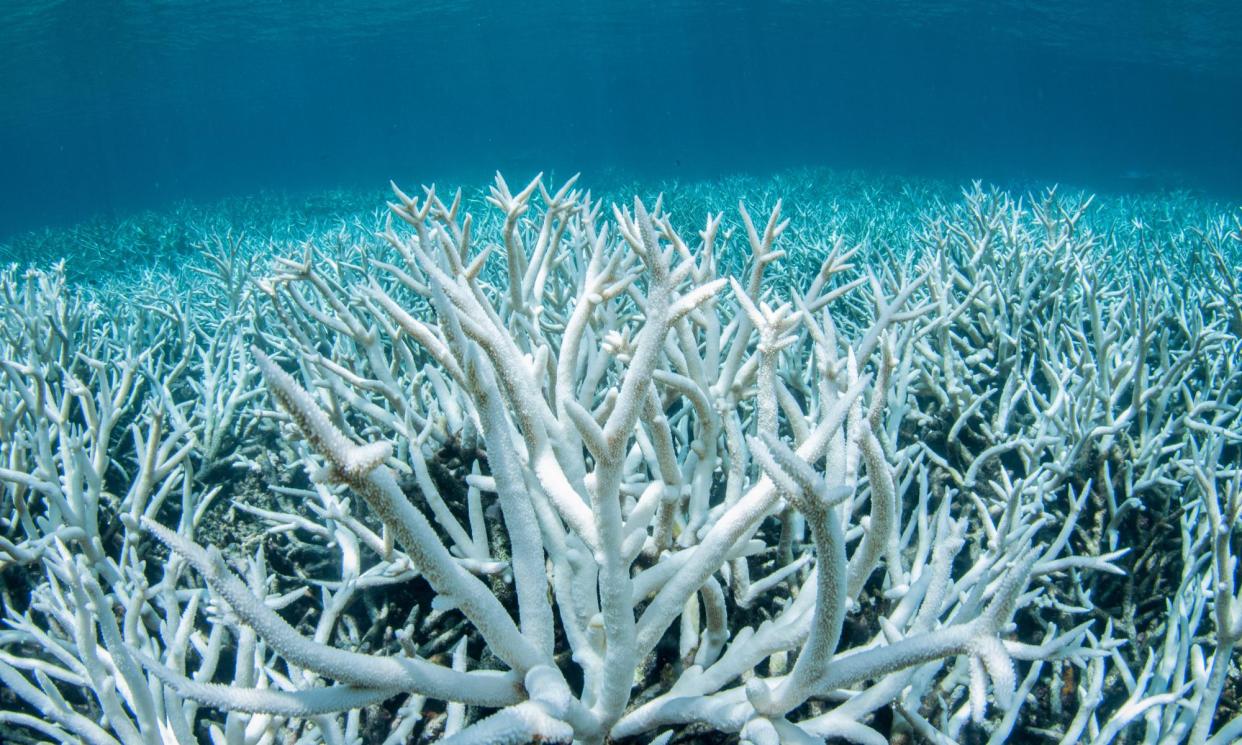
left=0, top=172, right=1239, bottom=744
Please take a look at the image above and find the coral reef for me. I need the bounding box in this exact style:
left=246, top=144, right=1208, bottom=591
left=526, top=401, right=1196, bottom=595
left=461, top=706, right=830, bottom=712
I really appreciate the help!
left=1, top=170, right=1240, bottom=744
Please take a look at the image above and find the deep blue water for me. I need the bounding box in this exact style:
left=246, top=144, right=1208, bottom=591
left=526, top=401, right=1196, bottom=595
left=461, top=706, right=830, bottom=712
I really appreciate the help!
left=1, top=1, right=1240, bottom=239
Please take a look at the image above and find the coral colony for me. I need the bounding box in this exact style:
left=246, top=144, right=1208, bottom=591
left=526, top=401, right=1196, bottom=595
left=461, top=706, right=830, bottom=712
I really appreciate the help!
left=1, top=170, right=1240, bottom=744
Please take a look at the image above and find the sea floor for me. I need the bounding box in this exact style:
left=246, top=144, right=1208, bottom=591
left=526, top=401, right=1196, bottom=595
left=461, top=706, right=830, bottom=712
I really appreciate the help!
left=1, top=167, right=1239, bottom=743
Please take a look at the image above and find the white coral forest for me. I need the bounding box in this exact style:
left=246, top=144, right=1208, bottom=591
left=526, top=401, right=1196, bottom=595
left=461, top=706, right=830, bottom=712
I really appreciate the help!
left=1, top=171, right=1240, bottom=744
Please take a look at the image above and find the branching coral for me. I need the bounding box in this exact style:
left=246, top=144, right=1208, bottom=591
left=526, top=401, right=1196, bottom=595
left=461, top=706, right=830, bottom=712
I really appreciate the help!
left=0, top=172, right=1239, bottom=744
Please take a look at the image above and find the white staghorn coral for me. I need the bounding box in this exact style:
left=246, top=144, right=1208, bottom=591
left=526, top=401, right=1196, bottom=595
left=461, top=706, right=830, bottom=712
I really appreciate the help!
left=0, top=170, right=1239, bottom=744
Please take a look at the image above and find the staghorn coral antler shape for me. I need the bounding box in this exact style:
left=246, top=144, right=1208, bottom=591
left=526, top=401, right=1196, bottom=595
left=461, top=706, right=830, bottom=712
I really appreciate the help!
left=2, top=172, right=1236, bottom=744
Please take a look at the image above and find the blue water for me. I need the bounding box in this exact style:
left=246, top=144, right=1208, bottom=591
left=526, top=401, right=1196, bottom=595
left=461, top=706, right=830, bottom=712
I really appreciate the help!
left=1, top=1, right=1240, bottom=239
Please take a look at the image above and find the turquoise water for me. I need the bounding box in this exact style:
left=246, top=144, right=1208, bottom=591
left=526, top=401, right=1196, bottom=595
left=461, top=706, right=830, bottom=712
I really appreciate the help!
left=3, top=5, right=1242, bottom=744
left=1, top=1, right=1240, bottom=238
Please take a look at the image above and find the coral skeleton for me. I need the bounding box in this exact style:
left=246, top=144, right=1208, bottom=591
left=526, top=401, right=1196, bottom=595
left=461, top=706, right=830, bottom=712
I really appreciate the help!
left=1, top=170, right=1240, bottom=743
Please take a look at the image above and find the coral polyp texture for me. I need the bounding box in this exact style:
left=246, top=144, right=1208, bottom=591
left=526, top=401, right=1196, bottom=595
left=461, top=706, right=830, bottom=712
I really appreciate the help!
left=1, top=170, right=1240, bottom=744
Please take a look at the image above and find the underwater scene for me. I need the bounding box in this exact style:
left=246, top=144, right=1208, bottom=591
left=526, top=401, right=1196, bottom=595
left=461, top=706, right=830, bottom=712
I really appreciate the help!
left=1, top=2, right=1241, bottom=744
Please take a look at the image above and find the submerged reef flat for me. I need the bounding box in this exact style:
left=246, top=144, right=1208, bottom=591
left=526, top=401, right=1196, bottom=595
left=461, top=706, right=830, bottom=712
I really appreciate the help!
left=1, top=169, right=1240, bottom=744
